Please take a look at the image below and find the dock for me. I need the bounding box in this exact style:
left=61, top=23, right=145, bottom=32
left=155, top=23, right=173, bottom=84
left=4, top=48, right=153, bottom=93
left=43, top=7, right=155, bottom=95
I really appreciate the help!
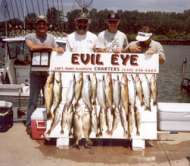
left=1, top=123, right=190, bottom=166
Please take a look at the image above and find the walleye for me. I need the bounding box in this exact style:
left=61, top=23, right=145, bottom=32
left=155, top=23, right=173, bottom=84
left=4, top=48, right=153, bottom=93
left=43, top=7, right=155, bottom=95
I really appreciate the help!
left=120, top=74, right=129, bottom=136
left=127, top=74, right=136, bottom=138
left=139, top=74, right=151, bottom=111
left=150, top=74, right=157, bottom=105
left=135, top=96, right=141, bottom=136
left=82, top=108, right=92, bottom=148
left=46, top=72, right=62, bottom=134
left=112, top=75, right=121, bottom=134
left=73, top=106, right=83, bottom=149
left=74, top=72, right=83, bottom=107
left=97, top=76, right=107, bottom=135
left=82, top=75, right=92, bottom=111
left=91, top=73, right=97, bottom=105
left=133, top=74, right=144, bottom=106
left=105, top=73, right=114, bottom=134
left=44, top=73, right=54, bottom=119
left=61, top=74, right=76, bottom=133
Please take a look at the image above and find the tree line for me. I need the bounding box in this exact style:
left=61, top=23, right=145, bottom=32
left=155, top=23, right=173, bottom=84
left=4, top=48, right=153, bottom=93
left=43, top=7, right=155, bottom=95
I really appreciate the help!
left=1, top=8, right=190, bottom=41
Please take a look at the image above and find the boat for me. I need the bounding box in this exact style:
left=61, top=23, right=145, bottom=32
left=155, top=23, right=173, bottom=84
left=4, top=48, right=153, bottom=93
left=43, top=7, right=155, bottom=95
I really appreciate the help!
left=0, top=34, right=67, bottom=121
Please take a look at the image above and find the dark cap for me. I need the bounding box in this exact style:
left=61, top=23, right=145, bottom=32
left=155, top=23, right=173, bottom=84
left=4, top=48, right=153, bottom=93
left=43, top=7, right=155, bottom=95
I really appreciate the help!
left=36, top=15, right=48, bottom=24
left=107, top=12, right=120, bottom=20
left=76, top=12, right=89, bottom=21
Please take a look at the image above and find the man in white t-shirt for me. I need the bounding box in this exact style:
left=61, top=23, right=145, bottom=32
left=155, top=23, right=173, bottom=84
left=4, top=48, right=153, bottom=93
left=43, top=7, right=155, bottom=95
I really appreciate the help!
left=66, top=13, right=97, bottom=52
left=65, top=12, right=97, bottom=149
left=96, top=12, right=128, bottom=53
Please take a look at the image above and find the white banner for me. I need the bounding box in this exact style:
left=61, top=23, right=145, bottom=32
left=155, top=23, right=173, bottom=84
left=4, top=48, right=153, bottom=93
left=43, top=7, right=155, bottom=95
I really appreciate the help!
left=50, top=52, right=159, bottom=73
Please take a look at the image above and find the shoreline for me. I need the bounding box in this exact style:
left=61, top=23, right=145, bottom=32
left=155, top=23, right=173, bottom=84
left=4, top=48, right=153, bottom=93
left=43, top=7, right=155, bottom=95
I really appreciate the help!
left=157, top=40, right=190, bottom=45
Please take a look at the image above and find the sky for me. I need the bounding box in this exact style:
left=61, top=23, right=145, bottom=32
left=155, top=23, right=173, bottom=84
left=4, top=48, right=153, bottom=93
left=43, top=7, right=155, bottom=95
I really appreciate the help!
left=0, top=0, right=190, bottom=21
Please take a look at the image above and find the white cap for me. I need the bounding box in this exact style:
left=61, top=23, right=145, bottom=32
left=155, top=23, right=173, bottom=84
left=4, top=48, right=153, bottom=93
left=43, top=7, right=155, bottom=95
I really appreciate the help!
left=136, top=32, right=152, bottom=42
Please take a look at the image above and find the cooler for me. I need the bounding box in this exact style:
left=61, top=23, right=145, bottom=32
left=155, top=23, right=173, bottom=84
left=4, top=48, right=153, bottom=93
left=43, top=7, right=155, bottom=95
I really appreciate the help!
left=31, top=107, right=47, bottom=139
left=0, top=101, right=13, bottom=132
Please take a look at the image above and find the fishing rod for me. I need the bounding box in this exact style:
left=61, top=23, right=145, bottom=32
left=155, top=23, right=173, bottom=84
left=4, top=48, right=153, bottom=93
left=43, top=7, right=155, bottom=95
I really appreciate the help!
left=36, top=0, right=41, bottom=15
left=42, top=0, right=46, bottom=16
left=25, top=0, right=30, bottom=15
left=15, top=0, right=21, bottom=19
left=31, top=0, right=35, bottom=14
left=19, top=0, right=25, bottom=20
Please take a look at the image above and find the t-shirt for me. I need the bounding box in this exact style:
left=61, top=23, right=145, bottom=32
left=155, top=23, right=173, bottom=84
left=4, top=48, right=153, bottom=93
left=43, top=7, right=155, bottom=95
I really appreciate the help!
left=25, top=33, right=57, bottom=48
left=128, top=40, right=166, bottom=61
left=97, top=30, right=128, bottom=51
left=66, top=31, right=98, bottom=52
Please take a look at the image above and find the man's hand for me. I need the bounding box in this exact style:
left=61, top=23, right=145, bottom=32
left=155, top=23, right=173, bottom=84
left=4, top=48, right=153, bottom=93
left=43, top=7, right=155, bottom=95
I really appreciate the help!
left=145, top=47, right=157, bottom=55
left=54, top=47, right=65, bottom=54
left=113, top=47, right=123, bottom=53
left=128, top=45, right=142, bottom=53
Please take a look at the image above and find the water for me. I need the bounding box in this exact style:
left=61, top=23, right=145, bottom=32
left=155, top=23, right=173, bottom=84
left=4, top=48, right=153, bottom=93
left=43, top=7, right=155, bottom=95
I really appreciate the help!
left=158, top=45, right=190, bottom=103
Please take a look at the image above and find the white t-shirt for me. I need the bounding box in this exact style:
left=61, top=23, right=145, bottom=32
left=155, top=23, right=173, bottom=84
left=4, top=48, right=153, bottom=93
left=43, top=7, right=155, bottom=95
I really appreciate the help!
left=66, top=31, right=98, bottom=52
left=97, top=30, right=128, bottom=52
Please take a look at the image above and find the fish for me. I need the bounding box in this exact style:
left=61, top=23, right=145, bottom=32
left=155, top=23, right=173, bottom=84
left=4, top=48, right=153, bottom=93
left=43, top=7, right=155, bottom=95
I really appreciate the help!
left=82, top=108, right=92, bottom=148
left=44, top=73, right=54, bottom=119
left=73, top=72, right=83, bottom=107
left=135, top=96, right=141, bottom=136
left=73, top=106, right=83, bottom=149
left=61, top=74, right=76, bottom=133
left=133, top=74, right=144, bottom=106
left=105, top=73, right=113, bottom=108
left=97, top=76, right=107, bottom=135
left=127, top=74, right=136, bottom=138
left=105, top=73, right=114, bottom=134
left=60, top=104, right=74, bottom=135
left=46, top=72, right=62, bottom=134
left=82, top=75, right=92, bottom=111
left=97, top=76, right=106, bottom=109
left=63, top=74, right=76, bottom=111
left=150, top=74, right=158, bottom=105
left=112, top=75, right=121, bottom=134
left=91, top=73, right=97, bottom=105
left=120, top=74, right=129, bottom=135
left=139, top=74, right=151, bottom=111
left=91, top=105, right=98, bottom=136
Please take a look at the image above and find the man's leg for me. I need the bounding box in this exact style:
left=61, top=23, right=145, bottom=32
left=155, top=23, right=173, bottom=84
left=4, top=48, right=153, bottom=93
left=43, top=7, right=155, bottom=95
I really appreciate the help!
left=26, top=73, right=42, bottom=127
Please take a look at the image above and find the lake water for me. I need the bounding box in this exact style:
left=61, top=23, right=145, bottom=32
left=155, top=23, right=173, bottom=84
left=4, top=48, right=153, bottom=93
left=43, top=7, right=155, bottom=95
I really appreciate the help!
left=158, top=45, right=190, bottom=103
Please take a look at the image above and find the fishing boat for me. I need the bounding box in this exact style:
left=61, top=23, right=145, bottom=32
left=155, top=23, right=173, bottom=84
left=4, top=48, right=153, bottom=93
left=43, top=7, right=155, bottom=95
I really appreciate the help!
left=0, top=34, right=67, bottom=121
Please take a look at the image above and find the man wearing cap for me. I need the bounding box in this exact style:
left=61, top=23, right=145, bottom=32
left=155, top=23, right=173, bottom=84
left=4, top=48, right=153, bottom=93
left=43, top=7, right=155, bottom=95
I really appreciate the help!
left=66, top=12, right=97, bottom=52
left=96, top=12, right=128, bottom=53
left=127, top=26, right=166, bottom=64
left=65, top=12, right=97, bottom=148
left=25, top=15, right=64, bottom=135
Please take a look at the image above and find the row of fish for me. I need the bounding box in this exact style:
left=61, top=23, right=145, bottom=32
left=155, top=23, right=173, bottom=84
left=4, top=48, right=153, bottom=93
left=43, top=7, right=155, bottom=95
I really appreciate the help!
left=44, top=72, right=157, bottom=147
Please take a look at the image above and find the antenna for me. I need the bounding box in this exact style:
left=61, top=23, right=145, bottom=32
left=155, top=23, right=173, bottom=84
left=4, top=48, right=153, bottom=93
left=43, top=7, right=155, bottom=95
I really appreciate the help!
left=75, top=0, right=93, bottom=12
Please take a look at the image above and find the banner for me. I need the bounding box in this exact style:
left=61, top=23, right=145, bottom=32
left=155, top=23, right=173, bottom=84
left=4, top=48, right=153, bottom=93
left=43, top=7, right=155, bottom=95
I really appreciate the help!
left=50, top=52, right=159, bottom=73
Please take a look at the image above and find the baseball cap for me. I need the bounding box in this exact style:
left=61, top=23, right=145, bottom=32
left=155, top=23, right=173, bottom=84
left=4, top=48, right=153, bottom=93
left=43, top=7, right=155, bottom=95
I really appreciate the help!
left=107, top=12, right=120, bottom=20
left=76, top=12, right=89, bottom=21
left=136, top=32, right=152, bottom=42
left=36, top=15, right=48, bottom=24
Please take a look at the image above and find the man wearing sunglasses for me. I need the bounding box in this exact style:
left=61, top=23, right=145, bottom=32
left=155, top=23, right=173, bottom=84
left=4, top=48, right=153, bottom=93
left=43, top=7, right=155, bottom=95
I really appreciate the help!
left=127, top=26, right=166, bottom=64
left=96, top=12, right=128, bottom=53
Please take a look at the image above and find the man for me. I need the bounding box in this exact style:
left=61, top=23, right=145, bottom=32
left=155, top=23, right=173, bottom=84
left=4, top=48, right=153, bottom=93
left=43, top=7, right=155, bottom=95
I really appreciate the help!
left=96, top=12, right=128, bottom=52
left=66, top=12, right=97, bottom=52
left=25, top=15, right=64, bottom=135
left=66, top=12, right=97, bottom=149
left=127, top=26, right=166, bottom=64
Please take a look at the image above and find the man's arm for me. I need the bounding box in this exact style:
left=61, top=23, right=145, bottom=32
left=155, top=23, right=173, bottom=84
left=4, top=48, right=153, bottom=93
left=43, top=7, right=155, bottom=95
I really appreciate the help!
left=25, top=39, right=53, bottom=52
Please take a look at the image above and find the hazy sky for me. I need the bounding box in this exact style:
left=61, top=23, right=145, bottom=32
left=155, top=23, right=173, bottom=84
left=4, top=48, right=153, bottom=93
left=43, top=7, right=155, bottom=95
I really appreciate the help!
left=0, top=0, right=190, bottom=20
